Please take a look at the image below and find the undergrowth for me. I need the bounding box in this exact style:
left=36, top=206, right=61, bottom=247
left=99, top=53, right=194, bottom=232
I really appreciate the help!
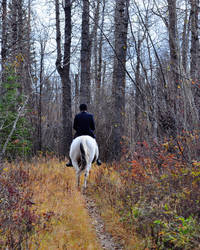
left=88, top=130, right=200, bottom=249
left=0, top=156, right=100, bottom=249
left=1, top=130, right=199, bottom=249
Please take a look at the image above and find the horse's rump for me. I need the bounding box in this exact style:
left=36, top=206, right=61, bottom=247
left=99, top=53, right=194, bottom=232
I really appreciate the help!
left=69, top=135, right=99, bottom=189
left=69, top=135, right=98, bottom=170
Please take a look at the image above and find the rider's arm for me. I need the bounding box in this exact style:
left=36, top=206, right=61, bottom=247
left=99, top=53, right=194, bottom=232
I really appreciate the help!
left=73, top=115, right=78, bottom=131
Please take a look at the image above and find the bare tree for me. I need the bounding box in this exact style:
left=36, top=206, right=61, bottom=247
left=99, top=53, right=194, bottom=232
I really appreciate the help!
left=190, top=0, right=200, bottom=117
left=37, top=40, right=45, bottom=151
left=167, top=0, right=180, bottom=116
left=182, top=1, right=190, bottom=72
left=95, top=0, right=106, bottom=105
left=80, top=0, right=91, bottom=104
left=111, top=0, right=129, bottom=160
left=55, top=0, right=72, bottom=156
left=190, top=0, right=199, bottom=81
left=134, top=32, right=146, bottom=142
left=1, top=0, right=7, bottom=83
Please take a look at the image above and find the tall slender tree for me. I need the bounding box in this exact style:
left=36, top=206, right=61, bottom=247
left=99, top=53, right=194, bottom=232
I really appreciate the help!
left=190, top=0, right=200, bottom=118
left=182, top=2, right=189, bottom=72
left=164, top=0, right=180, bottom=137
left=96, top=0, right=106, bottom=104
left=37, top=40, right=45, bottom=151
left=190, top=0, right=199, bottom=81
left=111, top=0, right=129, bottom=160
left=80, top=0, right=91, bottom=104
left=167, top=0, right=180, bottom=108
left=1, top=0, right=8, bottom=83
left=55, top=0, right=72, bottom=156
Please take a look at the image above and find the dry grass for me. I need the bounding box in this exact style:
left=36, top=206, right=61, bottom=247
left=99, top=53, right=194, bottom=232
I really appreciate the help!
left=0, top=157, right=101, bottom=249
left=87, top=164, right=144, bottom=249
left=28, top=157, right=101, bottom=249
left=3, top=132, right=198, bottom=249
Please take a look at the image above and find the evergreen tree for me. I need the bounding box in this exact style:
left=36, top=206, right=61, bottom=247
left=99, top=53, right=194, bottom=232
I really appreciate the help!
left=0, top=66, right=32, bottom=160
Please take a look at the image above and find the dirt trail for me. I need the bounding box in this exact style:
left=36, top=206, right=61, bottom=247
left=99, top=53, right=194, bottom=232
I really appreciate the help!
left=84, top=195, right=123, bottom=250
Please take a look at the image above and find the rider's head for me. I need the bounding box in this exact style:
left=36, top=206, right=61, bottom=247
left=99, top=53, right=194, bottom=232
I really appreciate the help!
left=79, top=103, right=87, bottom=111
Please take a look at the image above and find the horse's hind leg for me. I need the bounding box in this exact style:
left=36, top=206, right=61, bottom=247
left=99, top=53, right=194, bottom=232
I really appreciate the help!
left=83, top=164, right=91, bottom=190
left=76, top=170, right=81, bottom=189
left=72, top=161, right=81, bottom=189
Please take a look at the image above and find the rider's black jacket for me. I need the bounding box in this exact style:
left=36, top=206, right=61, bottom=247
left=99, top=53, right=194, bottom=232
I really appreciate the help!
left=73, top=111, right=95, bottom=138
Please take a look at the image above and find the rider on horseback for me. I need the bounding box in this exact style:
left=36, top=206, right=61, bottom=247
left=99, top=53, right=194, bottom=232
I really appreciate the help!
left=66, top=104, right=101, bottom=166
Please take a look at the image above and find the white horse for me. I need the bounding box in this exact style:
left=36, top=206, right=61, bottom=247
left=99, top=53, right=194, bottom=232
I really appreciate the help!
left=69, top=135, right=99, bottom=190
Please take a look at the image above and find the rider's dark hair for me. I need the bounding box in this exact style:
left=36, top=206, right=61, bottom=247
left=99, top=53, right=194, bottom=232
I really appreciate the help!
left=79, top=103, right=87, bottom=111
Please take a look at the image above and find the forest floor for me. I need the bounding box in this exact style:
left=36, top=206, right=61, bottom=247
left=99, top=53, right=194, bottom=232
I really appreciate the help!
left=0, top=157, right=125, bottom=249
left=29, top=158, right=123, bottom=249
left=1, top=134, right=200, bottom=249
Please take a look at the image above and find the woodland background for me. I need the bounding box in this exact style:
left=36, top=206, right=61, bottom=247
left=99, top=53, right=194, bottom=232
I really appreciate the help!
left=0, top=0, right=200, bottom=249
left=0, top=0, right=199, bottom=161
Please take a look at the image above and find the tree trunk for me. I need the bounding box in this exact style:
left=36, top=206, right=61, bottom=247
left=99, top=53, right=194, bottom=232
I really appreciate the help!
left=18, top=0, right=23, bottom=94
left=80, top=0, right=91, bottom=105
left=167, top=0, right=179, bottom=86
left=96, top=0, right=106, bottom=105
left=190, top=0, right=199, bottom=81
left=111, top=0, right=129, bottom=160
left=190, top=0, right=200, bottom=118
left=182, top=3, right=189, bottom=72
left=11, top=0, right=18, bottom=58
left=167, top=0, right=179, bottom=135
left=1, top=0, right=7, bottom=83
left=38, top=42, right=45, bottom=151
left=55, top=0, right=72, bottom=157
left=92, top=0, right=100, bottom=102
left=75, top=74, right=79, bottom=114
left=134, top=38, right=144, bottom=142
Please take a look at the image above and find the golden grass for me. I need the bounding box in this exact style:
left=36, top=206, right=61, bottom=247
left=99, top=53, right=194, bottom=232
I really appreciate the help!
left=88, top=164, right=145, bottom=250
left=1, top=158, right=144, bottom=249
left=26, top=157, right=101, bottom=249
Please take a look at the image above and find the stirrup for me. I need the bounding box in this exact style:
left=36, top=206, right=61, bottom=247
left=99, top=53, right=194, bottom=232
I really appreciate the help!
left=96, top=159, right=102, bottom=166
left=66, top=161, right=73, bottom=167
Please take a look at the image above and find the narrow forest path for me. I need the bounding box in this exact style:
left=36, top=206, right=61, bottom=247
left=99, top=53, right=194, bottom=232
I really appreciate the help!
left=84, top=195, right=123, bottom=250
left=26, top=158, right=123, bottom=249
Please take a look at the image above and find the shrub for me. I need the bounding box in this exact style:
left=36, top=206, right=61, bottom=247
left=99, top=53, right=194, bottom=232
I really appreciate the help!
left=0, top=163, right=38, bottom=248
left=88, top=131, right=200, bottom=249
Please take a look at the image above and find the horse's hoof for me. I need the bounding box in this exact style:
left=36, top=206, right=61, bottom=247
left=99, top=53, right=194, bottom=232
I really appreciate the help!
left=66, top=162, right=73, bottom=167
left=82, top=188, right=86, bottom=194
left=96, top=159, right=102, bottom=166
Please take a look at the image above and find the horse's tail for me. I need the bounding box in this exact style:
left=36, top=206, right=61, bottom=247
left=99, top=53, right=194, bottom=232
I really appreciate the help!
left=80, top=142, right=87, bottom=170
